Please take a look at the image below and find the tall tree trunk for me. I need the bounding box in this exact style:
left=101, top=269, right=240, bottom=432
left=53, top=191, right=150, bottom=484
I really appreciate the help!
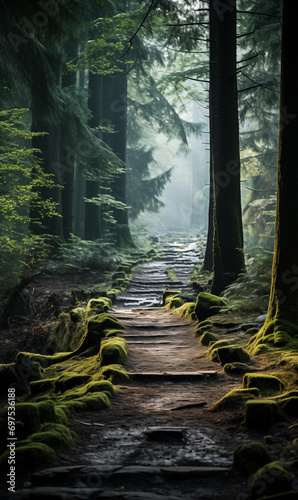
left=210, top=0, right=245, bottom=295
left=254, top=0, right=298, bottom=343
left=84, top=72, right=103, bottom=240
left=74, top=69, right=86, bottom=238
left=30, top=117, right=64, bottom=239
left=61, top=41, right=77, bottom=241
left=102, top=73, right=135, bottom=248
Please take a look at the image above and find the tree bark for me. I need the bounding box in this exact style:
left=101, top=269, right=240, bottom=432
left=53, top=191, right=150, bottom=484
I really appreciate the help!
left=102, top=73, right=135, bottom=248
left=210, top=0, right=245, bottom=295
left=84, top=72, right=103, bottom=240
left=61, top=41, right=77, bottom=242
left=254, top=0, right=298, bottom=343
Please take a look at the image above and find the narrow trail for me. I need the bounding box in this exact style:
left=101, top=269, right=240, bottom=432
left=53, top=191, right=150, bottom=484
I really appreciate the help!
left=13, top=235, right=249, bottom=500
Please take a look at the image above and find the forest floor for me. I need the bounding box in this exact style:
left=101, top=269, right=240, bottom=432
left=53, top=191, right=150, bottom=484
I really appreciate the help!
left=1, top=234, right=298, bottom=499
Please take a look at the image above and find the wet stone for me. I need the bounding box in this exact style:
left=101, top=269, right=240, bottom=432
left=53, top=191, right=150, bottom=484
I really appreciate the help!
left=145, top=427, right=187, bottom=443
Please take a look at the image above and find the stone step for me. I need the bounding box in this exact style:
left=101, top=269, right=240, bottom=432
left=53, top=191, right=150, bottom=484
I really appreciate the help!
left=127, top=371, right=217, bottom=382
left=29, top=464, right=231, bottom=487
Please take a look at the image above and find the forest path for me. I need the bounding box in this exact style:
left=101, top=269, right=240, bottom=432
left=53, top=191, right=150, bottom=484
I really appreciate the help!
left=13, top=234, right=249, bottom=500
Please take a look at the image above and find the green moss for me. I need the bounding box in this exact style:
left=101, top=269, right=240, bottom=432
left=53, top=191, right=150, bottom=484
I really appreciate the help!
left=233, top=442, right=271, bottom=475
left=104, top=329, right=127, bottom=338
left=87, top=380, right=116, bottom=396
left=166, top=296, right=185, bottom=309
left=86, top=297, right=112, bottom=314
left=175, top=302, right=196, bottom=318
left=75, top=391, right=111, bottom=411
left=195, top=319, right=213, bottom=336
left=249, top=343, right=270, bottom=356
left=199, top=331, right=218, bottom=347
left=243, top=373, right=284, bottom=395
left=99, top=336, right=128, bottom=366
left=162, top=290, right=182, bottom=306
left=208, top=340, right=231, bottom=354
left=54, top=373, right=90, bottom=392
left=29, top=423, right=74, bottom=451
left=211, top=388, right=259, bottom=411
left=30, top=378, right=56, bottom=396
left=244, top=400, right=281, bottom=429
left=194, top=292, right=226, bottom=322
left=0, top=442, right=58, bottom=473
left=250, top=461, right=294, bottom=499
left=223, top=362, right=252, bottom=374
left=69, top=307, right=87, bottom=323
left=98, top=364, right=130, bottom=384
left=273, top=332, right=293, bottom=347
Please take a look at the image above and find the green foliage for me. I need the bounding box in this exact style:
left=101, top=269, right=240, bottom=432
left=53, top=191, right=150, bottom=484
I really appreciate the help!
left=224, top=249, right=273, bottom=314
left=55, top=234, right=127, bottom=271
left=0, top=108, right=59, bottom=308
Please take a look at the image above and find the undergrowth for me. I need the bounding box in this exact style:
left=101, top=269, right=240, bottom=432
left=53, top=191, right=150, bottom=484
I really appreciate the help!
left=224, top=248, right=273, bottom=315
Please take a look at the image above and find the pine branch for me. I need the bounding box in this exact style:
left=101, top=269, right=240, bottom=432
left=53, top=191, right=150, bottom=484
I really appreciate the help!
left=120, top=0, right=156, bottom=58
left=237, top=10, right=281, bottom=18
left=186, top=77, right=209, bottom=83
left=237, top=31, right=254, bottom=38
left=238, top=84, right=263, bottom=93
left=237, top=53, right=259, bottom=64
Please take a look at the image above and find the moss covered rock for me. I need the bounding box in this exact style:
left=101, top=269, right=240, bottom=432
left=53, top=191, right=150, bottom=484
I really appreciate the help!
left=199, top=331, right=218, bottom=347
left=99, top=337, right=128, bottom=366
left=244, top=400, right=281, bottom=429
left=87, top=297, right=112, bottom=314
left=212, top=388, right=259, bottom=412
left=195, top=319, right=213, bottom=336
left=30, top=378, right=56, bottom=396
left=54, top=373, right=90, bottom=393
left=162, top=290, right=182, bottom=306
left=195, top=292, right=226, bottom=321
left=250, top=461, right=294, bottom=499
left=176, top=302, right=196, bottom=319
left=69, top=307, right=87, bottom=323
left=209, top=346, right=250, bottom=365
left=0, top=442, right=59, bottom=473
left=233, top=442, right=271, bottom=475
left=243, top=373, right=284, bottom=395
left=98, top=364, right=130, bottom=384
left=29, top=423, right=74, bottom=451
left=74, top=391, right=111, bottom=411
left=223, top=362, right=252, bottom=374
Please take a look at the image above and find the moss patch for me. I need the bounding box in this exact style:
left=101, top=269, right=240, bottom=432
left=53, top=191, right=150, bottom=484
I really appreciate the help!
left=199, top=331, right=218, bottom=347
left=250, top=461, right=294, bottom=499
left=223, top=362, right=252, bottom=374
left=0, top=442, right=59, bottom=473
left=195, top=319, right=213, bottom=336
left=97, top=364, right=130, bottom=384
left=99, top=337, right=128, bottom=366
left=29, top=423, right=74, bottom=451
left=243, top=373, right=284, bottom=395
left=211, top=388, right=259, bottom=412
left=175, top=302, right=196, bottom=319
left=194, top=292, right=226, bottom=322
